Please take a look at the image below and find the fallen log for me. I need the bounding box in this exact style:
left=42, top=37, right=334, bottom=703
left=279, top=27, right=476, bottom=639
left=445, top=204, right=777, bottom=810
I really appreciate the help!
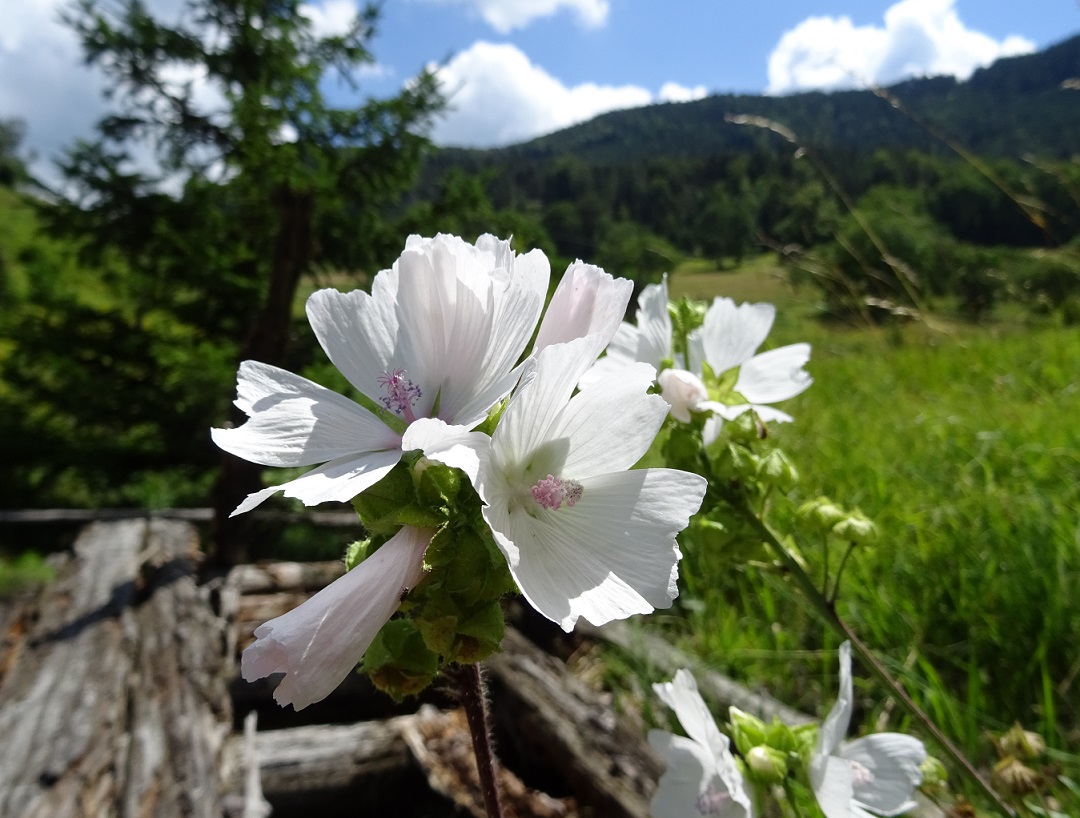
left=0, top=519, right=235, bottom=818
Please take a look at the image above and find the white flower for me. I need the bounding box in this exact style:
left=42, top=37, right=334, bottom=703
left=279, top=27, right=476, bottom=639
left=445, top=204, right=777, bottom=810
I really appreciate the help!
left=442, top=334, right=707, bottom=631
left=240, top=525, right=432, bottom=710
left=658, top=368, right=709, bottom=424
left=212, top=233, right=550, bottom=515
left=649, top=669, right=754, bottom=818
left=582, top=276, right=675, bottom=386
left=689, top=297, right=812, bottom=425
left=811, top=642, right=927, bottom=818
left=533, top=260, right=634, bottom=352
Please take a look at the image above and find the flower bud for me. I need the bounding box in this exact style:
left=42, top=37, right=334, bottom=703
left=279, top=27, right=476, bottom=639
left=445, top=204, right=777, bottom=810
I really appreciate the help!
left=831, top=512, right=878, bottom=544
left=728, top=707, right=767, bottom=756
left=658, top=368, right=708, bottom=423
left=745, top=745, right=788, bottom=784
left=992, top=756, right=1043, bottom=797
left=756, top=449, right=799, bottom=492
left=999, top=723, right=1046, bottom=760
left=919, top=755, right=948, bottom=788
left=796, top=496, right=847, bottom=531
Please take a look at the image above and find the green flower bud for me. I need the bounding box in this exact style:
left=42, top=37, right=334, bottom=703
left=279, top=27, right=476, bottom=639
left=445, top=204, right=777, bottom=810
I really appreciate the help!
left=745, top=745, right=788, bottom=784
left=756, top=449, right=799, bottom=492
left=998, top=723, right=1046, bottom=761
left=796, top=496, right=848, bottom=532
left=728, top=707, right=767, bottom=756
left=363, top=619, right=440, bottom=702
left=831, top=512, right=878, bottom=544
left=918, top=755, right=948, bottom=788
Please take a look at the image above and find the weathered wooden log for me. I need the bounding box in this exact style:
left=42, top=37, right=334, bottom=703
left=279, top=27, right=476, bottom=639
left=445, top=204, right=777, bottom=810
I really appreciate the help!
left=0, top=519, right=235, bottom=818
left=485, top=627, right=663, bottom=818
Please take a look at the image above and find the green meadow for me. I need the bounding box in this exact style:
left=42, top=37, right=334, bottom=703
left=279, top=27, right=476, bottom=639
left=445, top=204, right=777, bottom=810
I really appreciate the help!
left=623, top=257, right=1080, bottom=810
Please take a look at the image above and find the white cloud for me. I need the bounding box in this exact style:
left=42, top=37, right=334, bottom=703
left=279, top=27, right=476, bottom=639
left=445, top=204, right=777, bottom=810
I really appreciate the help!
left=767, top=0, right=1035, bottom=95
left=439, top=0, right=609, bottom=34
left=659, top=82, right=708, bottom=103
left=431, top=41, right=698, bottom=147
left=299, top=0, right=359, bottom=39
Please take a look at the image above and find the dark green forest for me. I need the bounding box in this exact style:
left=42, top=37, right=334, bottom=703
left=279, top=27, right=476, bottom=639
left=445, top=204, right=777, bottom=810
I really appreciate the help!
left=1, top=4, right=1078, bottom=551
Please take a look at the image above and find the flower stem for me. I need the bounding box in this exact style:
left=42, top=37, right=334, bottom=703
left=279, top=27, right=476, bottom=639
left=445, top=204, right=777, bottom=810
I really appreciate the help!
left=736, top=502, right=1015, bottom=817
left=448, top=663, right=505, bottom=818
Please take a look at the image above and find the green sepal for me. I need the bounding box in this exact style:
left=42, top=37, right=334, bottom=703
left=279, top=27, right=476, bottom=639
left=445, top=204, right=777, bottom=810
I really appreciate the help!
left=415, top=459, right=462, bottom=511
left=756, top=448, right=799, bottom=492
left=351, top=462, right=417, bottom=536
left=792, top=723, right=819, bottom=760
left=363, top=619, right=440, bottom=702
left=450, top=599, right=505, bottom=664
left=765, top=718, right=798, bottom=753
left=746, top=745, right=788, bottom=784
left=831, top=512, right=878, bottom=544
left=344, top=538, right=372, bottom=572
left=796, top=496, right=848, bottom=532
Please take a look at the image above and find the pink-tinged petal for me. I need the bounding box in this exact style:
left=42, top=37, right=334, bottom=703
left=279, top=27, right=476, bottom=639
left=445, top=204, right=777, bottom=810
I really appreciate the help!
left=212, top=363, right=399, bottom=468
left=306, top=287, right=402, bottom=406
left=654, top=670, right=731, bottom=764
left=229, top=449, right=402, bottom=516
left=736, top=343, right=813, bottom=405
left=658, top=368, right=709, bottom=423
left=483, top=467, right=705, bottom=631
left=241, top=525, right=432, bottom=710
left=534, top=261, right=633, bottom=352
left=401, top=417, right=489, bottom=484
left=700, top=298, right=775, bottom=374
left=841, top=734, right=926, bottom=816
left=552, top=361, right=667, bottom=478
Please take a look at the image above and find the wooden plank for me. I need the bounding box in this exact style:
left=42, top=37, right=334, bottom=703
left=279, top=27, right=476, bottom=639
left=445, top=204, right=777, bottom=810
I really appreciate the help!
left=0, top=519, right=235, bottom=818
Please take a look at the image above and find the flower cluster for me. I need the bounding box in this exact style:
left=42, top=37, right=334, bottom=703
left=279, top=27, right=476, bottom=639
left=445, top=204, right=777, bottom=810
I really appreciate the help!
left=214, top=234, right=706, bottom=708
left=586, top=277, right=812, bottom=443
left=650, top=643, right=928, bottom=818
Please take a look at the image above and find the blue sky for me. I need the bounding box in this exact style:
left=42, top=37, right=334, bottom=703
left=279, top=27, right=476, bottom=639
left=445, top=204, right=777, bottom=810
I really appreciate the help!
left=2, top=0, right=1078, bottom=182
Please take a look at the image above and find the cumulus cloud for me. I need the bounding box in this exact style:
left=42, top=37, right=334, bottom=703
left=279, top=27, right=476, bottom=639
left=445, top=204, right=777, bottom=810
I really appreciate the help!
left=430, top=41, right=706, bottom=147
left=439, top=0, right=609, bottom=34
left=767, top=0, right=1035, bottom=94
left=299, top=0, right=360, bottom=39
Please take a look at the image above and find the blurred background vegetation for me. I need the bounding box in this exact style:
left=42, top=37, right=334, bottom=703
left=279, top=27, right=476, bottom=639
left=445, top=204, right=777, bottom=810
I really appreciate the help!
left=1, top=0, right=1077, bottom=804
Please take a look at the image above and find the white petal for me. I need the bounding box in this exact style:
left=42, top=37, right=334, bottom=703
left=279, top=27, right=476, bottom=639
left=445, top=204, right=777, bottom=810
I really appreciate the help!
left=658, top=368, right=708, bottom=423
left=484, top=468, right=705, bottom=631
left=654, top=669, right=730, bottom=764
left=751, top=405, right=795, bottom=424
left=551, top=361, right=666, bottom=478
left=240, top=525, right=431, bottom=709
left=736, top=343, right=813, bottom=405
left=306, top=287, right=401, bottom=405
left=230, top=449, right=402, bottom=516
left=701, top=298, right=775, bottom=374
left=816, top=642, right=855, bottom=761
left=633, top=277, right=673, bottom=369
left=813, top=755, right=857, bottom=818
left=491, top=336, right=607, bottom=468
left=533, top=261, right=632, bottom=352
left=401, top=417, right=489, bottom=484
left=577, top=345, right=640, bottom=390
left=212, top=363, right=399, bottom=467
left=841, top=734, right=926, bottom=816
left=702, top=415, right=725, bottom=447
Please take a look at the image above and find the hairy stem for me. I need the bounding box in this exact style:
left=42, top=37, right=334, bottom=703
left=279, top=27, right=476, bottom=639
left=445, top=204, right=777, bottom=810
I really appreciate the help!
left=737, top=503, right=1014, bottom=817
left=447, top=663, right=505, bottom=818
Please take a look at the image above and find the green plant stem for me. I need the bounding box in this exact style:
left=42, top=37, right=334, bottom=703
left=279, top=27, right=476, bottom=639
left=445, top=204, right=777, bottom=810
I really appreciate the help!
left=447, top=663, right=505, bottom=818
left=737, top=503, right=1015, bottom=817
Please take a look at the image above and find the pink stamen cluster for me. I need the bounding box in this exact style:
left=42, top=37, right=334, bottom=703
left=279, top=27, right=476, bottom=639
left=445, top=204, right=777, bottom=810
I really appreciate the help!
left=849, top=759, right=875, bottom=786
left=531, top=474, right=583, bottom=510
left=377, top=368, right=422, bottom=421
left=695, top=787, right=732, bottom=816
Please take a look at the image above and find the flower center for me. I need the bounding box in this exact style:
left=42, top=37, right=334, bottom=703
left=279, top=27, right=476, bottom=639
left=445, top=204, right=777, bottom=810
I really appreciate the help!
left=849, top=759, right=875, bottom=786
left=695, top=786, right=731, bottom=816
left=378, top=368, right=422, bottom=423
left=530, top=474, right=583, bottom=510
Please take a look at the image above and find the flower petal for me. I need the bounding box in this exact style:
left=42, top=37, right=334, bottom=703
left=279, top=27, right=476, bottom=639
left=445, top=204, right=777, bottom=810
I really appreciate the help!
left=700, top=298, right=775, bottom=374
left=632, top=277, right=674, bottom=370
left=230, top=449, right=403, bottom=516
left=654, top=669, right=730, bottom=765
left=483, top=467, right=705, bottom=630
left=841, top=733, right=926, bottom=816
left=241, top=525, right=431, bottom=709
left=401, top=417, right=489, bottom=484
left=212, top=362, right=399, bottom=468
left=552, top=361, right=667, bottom=478
left=736, top=343, right=813, bottom=405
left=815, top=641, right=854, bottom=763
left=813, top=755, right=858, bottom=818
left=534, top=261, right=633, bottom=352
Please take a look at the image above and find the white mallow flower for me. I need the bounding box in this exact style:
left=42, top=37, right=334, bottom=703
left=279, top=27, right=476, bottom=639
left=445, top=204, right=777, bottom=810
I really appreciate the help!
left=583, top=275, right=675, bottom=386
left=241, top=525, right=432, bottom=709
left=811, top=642, right=928, bottom=818
left=658, top=368, right=709, bottom=424
left=212, top=233, right=551, bottom=515
left=422, top=334, right=707, bottom=631
left=689, top=297, right=812, bottom=425
left=649, top=669, right=754, bottom=818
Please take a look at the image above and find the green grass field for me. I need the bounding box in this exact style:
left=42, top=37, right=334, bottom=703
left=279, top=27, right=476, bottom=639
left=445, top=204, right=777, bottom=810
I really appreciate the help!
left=632, top=255, right=1080, bottom=813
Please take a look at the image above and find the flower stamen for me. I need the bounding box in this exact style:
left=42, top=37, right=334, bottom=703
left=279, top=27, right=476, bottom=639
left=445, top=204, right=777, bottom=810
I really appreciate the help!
left=530, top=474, right=583, bottom=510
left=695, top=786, right=732, bottom=815
left=378, top=368, right=422, bottom=423
left=850, top=759, right=875, bottom=786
